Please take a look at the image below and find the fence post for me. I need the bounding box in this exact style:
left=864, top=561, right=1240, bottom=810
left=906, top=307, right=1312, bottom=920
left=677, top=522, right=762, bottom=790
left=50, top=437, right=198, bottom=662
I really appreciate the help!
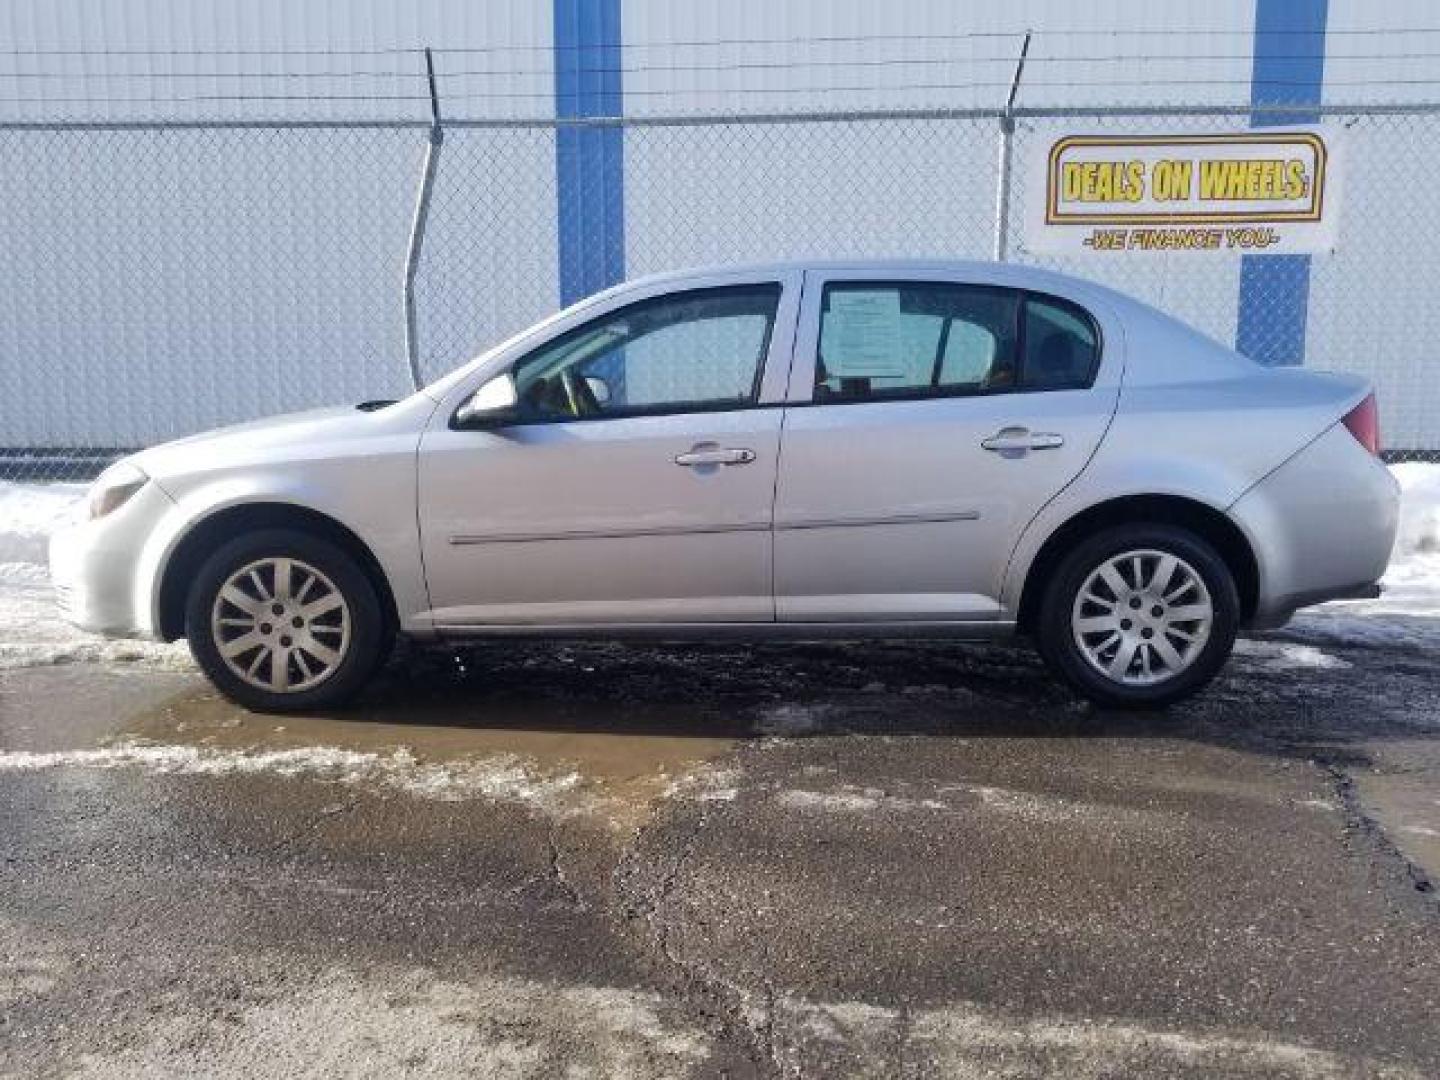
left=992, top=30, right=1031, bottom=263
left=403, top=46, right=444, bottom=392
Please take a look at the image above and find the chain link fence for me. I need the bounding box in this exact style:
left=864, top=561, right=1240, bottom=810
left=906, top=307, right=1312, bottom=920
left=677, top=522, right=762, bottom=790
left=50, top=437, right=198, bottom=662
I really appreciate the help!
left=1, top=101, right=1436, bottom=480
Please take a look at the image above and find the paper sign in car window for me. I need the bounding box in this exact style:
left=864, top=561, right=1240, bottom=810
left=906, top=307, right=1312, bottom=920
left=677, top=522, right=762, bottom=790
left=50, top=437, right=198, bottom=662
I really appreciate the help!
left=822, top=290, right=906, bottom=378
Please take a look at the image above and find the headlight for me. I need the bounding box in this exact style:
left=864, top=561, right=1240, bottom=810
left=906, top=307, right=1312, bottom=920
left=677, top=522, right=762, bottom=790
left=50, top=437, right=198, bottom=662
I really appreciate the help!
left=88, top=461, right=149, bottom=520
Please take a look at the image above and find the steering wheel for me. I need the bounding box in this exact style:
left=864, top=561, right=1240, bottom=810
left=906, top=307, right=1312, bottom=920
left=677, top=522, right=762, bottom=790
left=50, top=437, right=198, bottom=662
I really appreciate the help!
left=560, top=369, right=601, bottom=418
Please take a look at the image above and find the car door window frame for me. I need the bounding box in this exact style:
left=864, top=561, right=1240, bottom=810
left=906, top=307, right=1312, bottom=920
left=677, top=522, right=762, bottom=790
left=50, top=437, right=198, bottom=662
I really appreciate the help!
left=788, top=274, right=1105, bottom=407
left=446, top=275, right=801, bottom=431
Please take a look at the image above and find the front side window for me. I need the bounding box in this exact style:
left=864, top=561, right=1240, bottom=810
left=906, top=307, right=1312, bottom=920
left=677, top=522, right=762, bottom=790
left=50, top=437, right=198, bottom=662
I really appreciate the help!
left=510, top=285, right=780, bottom=422
left=814, top=282, right=1099, bottom=402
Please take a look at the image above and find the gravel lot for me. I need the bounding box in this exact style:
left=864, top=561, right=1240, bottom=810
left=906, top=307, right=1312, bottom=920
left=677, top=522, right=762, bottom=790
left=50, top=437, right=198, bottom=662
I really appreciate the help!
left=3, top=630, right=1440, bottom=1079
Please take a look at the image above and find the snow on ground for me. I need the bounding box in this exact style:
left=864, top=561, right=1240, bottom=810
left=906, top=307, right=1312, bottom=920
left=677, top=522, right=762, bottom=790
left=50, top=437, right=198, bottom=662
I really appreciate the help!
left=62, top=966, right=712, bottom=1080
left=1282, top=463, right=1440, bottom=649
left=0, top=741, right=590, bottom=811
left=0, top=466, right=1437, bottom=669
left=1231, top=639, right=1353, bottom=670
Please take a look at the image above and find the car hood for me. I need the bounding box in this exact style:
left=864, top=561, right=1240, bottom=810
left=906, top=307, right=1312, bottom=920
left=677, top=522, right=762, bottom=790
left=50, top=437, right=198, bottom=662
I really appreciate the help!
left=148, top=406, right=358, bottom=451
left=129, top=400, right=430, bottom=483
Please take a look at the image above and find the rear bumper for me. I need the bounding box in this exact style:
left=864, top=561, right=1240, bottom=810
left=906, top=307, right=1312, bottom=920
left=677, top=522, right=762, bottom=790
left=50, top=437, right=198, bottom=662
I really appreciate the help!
left=1253, top=579, right=1385, bottom=630
left=1323, top=581, right=1383, bottom=603
left=1229, top=423, right=1400, bottom=630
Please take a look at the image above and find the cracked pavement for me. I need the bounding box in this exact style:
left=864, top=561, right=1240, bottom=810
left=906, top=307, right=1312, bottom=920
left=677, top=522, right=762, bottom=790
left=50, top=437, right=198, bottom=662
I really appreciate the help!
left=2, top=633, right=1440, bottom=1078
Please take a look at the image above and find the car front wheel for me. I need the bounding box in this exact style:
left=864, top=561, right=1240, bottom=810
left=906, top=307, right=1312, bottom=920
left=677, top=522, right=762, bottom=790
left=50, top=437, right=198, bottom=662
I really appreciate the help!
left=185, top=528, right=390, bottom=712
left=1035, top=524, right=1240, bottom=709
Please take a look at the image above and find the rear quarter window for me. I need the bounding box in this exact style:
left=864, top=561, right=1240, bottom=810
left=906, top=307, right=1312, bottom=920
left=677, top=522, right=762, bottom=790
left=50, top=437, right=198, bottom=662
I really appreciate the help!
left=1021, top=295, right=1101, bottom=390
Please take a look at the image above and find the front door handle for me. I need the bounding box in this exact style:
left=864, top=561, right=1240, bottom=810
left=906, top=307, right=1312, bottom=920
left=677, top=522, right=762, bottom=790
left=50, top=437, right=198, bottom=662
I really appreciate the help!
left=675, top=445, right=756, bottom=467
left=981, top=427, right=1065, bottom=455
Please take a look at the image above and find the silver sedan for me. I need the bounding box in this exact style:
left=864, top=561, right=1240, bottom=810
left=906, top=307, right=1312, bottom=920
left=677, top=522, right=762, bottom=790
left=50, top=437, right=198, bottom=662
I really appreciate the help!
left=51, top=260, right=1400, bottom=710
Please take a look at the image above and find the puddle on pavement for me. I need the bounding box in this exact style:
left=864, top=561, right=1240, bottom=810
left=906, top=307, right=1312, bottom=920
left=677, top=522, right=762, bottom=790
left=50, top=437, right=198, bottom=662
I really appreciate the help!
left=0, top=665, right=198, bottom=753
left=2, top=660, right=746, bottom=827
left=118, top=675, right=744, bottom=828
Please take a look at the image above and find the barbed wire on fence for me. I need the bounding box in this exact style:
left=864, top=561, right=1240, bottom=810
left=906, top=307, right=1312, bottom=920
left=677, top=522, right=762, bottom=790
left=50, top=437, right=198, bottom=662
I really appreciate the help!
left=4, top=32, right=1440, bottom=122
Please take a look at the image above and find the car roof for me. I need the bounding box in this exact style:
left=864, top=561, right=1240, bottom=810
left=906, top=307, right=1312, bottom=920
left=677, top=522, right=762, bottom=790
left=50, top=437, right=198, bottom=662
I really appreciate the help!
left=614, top=258, right=1132, bottom=307
left=624, top=257, right=1052, bottom=283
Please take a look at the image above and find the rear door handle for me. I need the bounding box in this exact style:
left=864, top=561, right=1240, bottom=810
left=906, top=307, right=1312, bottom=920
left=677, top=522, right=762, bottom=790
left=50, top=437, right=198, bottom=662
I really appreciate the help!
left=981, top=427, right=1065, bottom=454
left=675, top=445, right=756, bottom=467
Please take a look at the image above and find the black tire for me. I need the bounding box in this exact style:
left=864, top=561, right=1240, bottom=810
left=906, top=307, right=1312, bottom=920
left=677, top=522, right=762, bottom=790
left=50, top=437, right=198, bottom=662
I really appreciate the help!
left=1035, top=524, right=1240, bottom=709
left=184, top=528, right=392, bottom=712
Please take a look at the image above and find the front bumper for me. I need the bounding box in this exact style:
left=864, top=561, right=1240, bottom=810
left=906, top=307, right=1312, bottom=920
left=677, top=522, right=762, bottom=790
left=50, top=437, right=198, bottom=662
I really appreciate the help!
left=48, top=481, right=174, bottom=639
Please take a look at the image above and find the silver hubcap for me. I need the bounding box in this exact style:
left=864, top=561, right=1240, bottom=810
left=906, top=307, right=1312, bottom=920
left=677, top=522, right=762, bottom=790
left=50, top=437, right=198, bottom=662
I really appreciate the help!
left=1072, top=548, right=1213, bottom=686
left=210, top=557, right=351, bottom=694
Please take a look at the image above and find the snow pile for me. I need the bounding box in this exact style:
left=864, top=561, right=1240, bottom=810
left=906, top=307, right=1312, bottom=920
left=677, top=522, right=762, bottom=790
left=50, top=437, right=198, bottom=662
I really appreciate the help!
left=1394, top=462, right=1440, bottom=553
left=0, top=481, right=85, bottom=564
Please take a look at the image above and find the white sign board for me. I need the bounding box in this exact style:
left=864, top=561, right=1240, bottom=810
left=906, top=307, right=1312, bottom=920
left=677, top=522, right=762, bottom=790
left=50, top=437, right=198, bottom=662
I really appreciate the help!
left=1024, top=128, right=1342, bottom=256
left=822, top=289, right=906, bottom=378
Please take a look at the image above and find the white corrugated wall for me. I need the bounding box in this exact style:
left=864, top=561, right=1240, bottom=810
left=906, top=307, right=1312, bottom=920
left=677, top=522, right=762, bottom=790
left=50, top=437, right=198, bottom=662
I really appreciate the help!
left=0, top=1, right=1435, bottom=449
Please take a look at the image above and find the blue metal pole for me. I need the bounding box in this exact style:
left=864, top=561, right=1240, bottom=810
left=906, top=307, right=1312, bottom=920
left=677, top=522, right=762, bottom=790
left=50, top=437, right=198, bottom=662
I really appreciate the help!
left=553, top=0, right=625, bottom=307
left=1236, top=0, right=1328, bottom=366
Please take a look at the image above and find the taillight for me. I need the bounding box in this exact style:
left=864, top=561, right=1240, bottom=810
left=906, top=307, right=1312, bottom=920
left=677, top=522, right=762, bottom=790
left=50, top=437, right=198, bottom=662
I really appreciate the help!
left=1341, top=393, right=1381, bottom=456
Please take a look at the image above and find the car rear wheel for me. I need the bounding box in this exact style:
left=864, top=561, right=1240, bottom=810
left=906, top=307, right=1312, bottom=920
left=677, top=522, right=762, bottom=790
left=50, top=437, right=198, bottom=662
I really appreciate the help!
left=1035, top=524, right=1239, bottom=708
left=185, top=528, right=390, bottom=712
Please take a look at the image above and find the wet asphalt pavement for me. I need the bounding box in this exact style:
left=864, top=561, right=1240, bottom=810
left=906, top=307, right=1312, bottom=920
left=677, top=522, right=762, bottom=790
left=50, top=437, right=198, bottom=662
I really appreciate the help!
left=2, top=633, right=1440, bottom=1078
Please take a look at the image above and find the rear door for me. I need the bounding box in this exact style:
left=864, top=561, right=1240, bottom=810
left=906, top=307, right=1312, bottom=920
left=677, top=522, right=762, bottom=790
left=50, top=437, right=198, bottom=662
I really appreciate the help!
left=773, top=268, right=1122, bottom=623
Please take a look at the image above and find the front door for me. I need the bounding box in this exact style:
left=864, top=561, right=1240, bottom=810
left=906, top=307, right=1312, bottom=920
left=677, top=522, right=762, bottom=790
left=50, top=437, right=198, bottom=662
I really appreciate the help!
left=773, top=272, right=1121, bottom=623
left=417, top=276, right=798, bottom=629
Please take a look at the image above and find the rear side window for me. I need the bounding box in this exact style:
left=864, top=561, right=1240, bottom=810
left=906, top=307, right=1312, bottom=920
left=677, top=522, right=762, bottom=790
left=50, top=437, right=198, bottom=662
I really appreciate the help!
left=1021, top=294, right=1100, bottom=390
left=814, top=282, right=1099, bottom=402
left=817, top=283, right=1018, bottom=401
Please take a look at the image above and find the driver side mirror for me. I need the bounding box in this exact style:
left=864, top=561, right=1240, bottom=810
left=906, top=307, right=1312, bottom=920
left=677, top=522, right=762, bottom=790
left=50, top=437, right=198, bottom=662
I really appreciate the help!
left=455, top=372, right=519, bottom=427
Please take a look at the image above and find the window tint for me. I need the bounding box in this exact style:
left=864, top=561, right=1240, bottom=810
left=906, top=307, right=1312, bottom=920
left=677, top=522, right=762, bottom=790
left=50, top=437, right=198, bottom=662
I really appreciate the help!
left=511, top=285, right=779, bottom=421
left=817, top=284, right=1019, bottom=401
left=1021, top=294, right=1100, bottom=390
